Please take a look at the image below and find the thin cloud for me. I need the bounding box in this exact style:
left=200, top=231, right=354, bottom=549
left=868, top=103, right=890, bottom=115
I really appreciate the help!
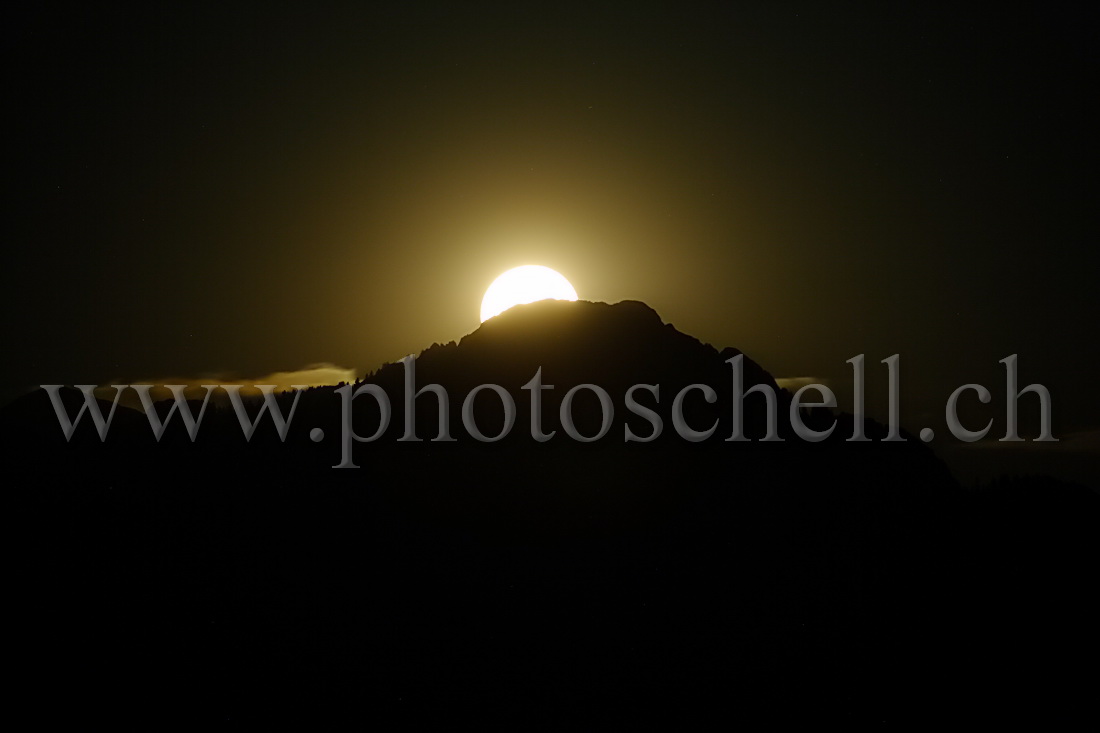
left=775, top=377, right=829, bottom=392
left=94, top=363, right=357, bottom=411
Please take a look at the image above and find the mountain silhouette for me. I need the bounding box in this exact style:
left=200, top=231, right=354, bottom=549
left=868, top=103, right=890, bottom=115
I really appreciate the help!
left=7, top=300, right=1098, bottom=724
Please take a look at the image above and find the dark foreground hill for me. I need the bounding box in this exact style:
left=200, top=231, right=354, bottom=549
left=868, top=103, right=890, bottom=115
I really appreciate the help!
left=6, top=300, right=1098, bottom=724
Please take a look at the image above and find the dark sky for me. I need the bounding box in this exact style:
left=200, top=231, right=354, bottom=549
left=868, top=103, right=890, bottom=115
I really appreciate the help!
left=5, top=3, right=1099, bottom=465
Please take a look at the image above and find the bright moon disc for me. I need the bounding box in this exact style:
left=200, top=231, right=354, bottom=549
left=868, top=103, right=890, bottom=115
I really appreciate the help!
left=480, top=265, right=579, bottom=322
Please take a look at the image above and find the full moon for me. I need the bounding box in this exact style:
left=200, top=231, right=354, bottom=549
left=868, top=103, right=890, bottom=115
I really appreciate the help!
left=480, top=265, right=579, bottom=322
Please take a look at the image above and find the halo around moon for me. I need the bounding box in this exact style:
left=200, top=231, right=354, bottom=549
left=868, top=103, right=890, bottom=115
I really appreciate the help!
left=480, top=265, right=579, bottom=322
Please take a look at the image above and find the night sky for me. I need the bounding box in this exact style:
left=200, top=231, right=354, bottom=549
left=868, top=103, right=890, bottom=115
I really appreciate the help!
left=6, top=3, right=1098, bottom=481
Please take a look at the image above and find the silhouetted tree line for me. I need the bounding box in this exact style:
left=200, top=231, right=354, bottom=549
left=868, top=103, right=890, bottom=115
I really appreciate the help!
left=5, top=300, right=1096, bottom=724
